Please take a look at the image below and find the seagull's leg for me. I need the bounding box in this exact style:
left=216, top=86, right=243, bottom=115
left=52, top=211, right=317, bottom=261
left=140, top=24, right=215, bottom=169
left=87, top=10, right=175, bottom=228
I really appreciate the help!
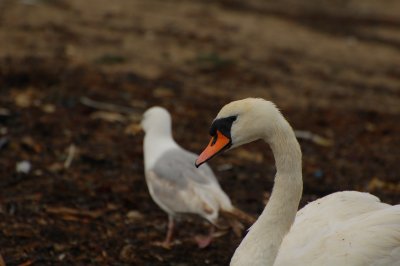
left=153, top=215, right=175, bottom=249
left=163, top=215, right=174, bottom=246
left=194, top=225, right=215, bottom=249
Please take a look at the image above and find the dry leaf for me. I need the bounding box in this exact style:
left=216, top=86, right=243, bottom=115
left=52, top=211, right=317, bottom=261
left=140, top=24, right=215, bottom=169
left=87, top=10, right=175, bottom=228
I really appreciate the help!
left=217, top=163, right=233, bottom=171
left=90, top=111, right=125, bottom=122
left=124, top=123, right=142, bottom=135
left=13, top=89, right=37, bottom=108
left=45, top=206, right=103, bottom=219
left=120, top=244, right=136, bottom=262
left=16, top=259, right=33, bottom=266
left=127, top=113, right=142, bottom=123
left=130, top=99, right=147, bottom=108
left=367, top=177, right=400, bottom=193
left=48, top=162, right=65, bottom=173
left=367, top=177, right=386, bottom=191
left=65, top=44, right=77, bottom=58
left=0, top=108, right=10, bottom=116
left=212, top=230, right=228, bottom=238
left=41, top=104, right=56, bottom=113
left=64, top=144, right=77, bottom=169
left=153, top=87, right=174, bottom=98
left=365, top=123, right=377, bottom=132
left=126, top=210, right=144, bottom=221
left=312, top=135, right=334, bottom=147
left=21, top=136, right=42, bottom=152
left=295, top=130, right=333, bottom=147
left=34, top=169, right=43, bottom=176
left=235, top=149, right=263, bottom=163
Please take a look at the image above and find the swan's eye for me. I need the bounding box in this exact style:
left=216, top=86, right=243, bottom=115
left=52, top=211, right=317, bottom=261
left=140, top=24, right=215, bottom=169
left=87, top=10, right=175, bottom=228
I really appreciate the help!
left=209, top=115, right=237, bottom=139
left=209, top=124, right=217, bottom=137
left=211, top=134, right=218, bottom=146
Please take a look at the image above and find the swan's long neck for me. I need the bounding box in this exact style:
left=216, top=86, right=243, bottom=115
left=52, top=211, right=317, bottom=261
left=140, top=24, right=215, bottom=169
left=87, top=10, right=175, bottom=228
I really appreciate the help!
left=231, top=114, right=302, bottom=266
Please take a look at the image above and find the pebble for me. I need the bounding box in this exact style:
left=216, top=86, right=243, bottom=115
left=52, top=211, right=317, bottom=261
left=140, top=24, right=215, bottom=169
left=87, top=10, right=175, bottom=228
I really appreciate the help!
left=16, top=160, right=32, bottom=174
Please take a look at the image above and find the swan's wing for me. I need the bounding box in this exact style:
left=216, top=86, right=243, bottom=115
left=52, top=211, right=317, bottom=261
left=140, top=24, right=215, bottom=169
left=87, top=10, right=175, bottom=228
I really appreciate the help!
left=279, top=191, right=387, bottom=248
left=275, top=192, right=400, bottom=266
left=294, top=191, right=389, bottom=224
left=145, top=148, right=231, bottom=222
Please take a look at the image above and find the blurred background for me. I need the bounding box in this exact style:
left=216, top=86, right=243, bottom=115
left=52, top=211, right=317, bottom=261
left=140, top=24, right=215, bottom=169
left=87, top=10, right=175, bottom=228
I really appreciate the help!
left=0, top=0, right=399, bottom=265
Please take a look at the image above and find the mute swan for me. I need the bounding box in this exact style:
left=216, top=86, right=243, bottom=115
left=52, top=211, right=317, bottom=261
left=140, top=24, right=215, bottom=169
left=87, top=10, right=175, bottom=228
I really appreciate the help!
left=195, top=98, right=400, bottom=265
left=142, top=106, right=254, bottom=248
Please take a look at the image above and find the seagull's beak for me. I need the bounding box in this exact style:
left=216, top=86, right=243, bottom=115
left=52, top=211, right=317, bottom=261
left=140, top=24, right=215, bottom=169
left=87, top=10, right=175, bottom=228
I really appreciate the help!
left=195, top=130, right=231, bottom=167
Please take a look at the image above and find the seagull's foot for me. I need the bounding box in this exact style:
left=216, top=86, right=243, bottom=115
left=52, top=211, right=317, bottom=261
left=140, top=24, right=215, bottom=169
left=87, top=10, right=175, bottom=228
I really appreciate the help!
left=151, top=239, right=181, bottom=249
left=194, top=234, right=213, bottom=249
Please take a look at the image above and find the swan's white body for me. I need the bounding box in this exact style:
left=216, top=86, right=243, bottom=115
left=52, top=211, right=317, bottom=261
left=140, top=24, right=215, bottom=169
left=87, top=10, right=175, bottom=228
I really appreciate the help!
left=275, top=192, right=400, bottom=266
left=198, top=98, right=400, bottom=266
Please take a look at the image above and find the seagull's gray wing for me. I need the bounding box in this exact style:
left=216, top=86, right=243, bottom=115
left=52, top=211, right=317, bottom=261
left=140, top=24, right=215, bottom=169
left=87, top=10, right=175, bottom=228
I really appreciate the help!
left=145, top=148, right=222, bottom=222
left=154, top=149, right=218, bottom=185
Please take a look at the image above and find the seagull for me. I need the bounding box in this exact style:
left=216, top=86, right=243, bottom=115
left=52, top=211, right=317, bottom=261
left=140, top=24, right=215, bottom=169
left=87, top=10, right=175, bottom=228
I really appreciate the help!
left=142, top=106, right=254, bottom=248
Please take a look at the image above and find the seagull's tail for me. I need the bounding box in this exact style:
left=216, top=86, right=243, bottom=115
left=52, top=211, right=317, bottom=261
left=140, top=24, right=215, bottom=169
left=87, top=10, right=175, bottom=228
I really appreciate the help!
left=219, top=207, right=256, bottom=236
left=228, top=207, right=256, bottom=225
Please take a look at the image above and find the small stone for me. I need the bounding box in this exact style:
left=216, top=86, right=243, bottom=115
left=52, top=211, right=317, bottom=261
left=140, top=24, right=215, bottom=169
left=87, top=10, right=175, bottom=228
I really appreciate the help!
left=313, top=170, right=324, bottom=179
left=0, top=108, right=10, bottom=116
left=53, top=244, right=66, bottom=252
left=120, top=244, right=136, bottom=262
left=0, top=127, right=7, bottom=135
left=126, top=210, right=144, bottom=221
left=153, top=87, right=174, bottom=98
left=16, top=161, right=31, bottom=174
left=14, top=89, right=36, bottom=108
left=217, top=163, right=233, bottom=171
left=58, top=253, right=66, bottom=261
left=34, top=169, right=43, bottom=176
left=42, top=104, right=56, bottom=113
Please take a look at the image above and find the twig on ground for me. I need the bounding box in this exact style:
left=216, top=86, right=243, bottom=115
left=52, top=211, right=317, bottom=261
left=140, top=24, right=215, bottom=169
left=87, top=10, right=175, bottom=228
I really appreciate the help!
left=80, top=97, right=137, bottom=114
left=0, top=253, right=5, bottom=266
left=17, top=260, right=33, bottom=266
left=64, top=144, right=76, bottom=169
left=45, top=205, right=118, bottom=219
left=294, top=130, right=333, bottom=147
left=45, top=206, right=102, bottom=219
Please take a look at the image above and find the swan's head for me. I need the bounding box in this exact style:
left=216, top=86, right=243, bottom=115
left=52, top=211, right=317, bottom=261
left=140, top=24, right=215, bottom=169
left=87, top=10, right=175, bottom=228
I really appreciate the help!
left=141, top=106, right=172, bottom=134
left=196, top=98, right=281, bottom=167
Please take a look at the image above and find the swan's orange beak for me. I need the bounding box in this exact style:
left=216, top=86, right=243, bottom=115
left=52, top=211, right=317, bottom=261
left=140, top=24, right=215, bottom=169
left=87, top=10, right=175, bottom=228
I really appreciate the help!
left=195, top=130, right=231, bottom=167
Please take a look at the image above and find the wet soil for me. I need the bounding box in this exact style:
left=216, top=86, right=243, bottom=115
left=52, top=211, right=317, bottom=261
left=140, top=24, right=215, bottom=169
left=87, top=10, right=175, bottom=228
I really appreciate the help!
left=0, top=0, right=399, bottom=265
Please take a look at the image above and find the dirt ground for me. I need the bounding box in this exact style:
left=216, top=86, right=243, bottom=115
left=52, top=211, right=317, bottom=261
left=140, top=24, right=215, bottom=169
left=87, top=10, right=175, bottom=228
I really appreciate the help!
left=0, top=0, right=399, bottom=265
